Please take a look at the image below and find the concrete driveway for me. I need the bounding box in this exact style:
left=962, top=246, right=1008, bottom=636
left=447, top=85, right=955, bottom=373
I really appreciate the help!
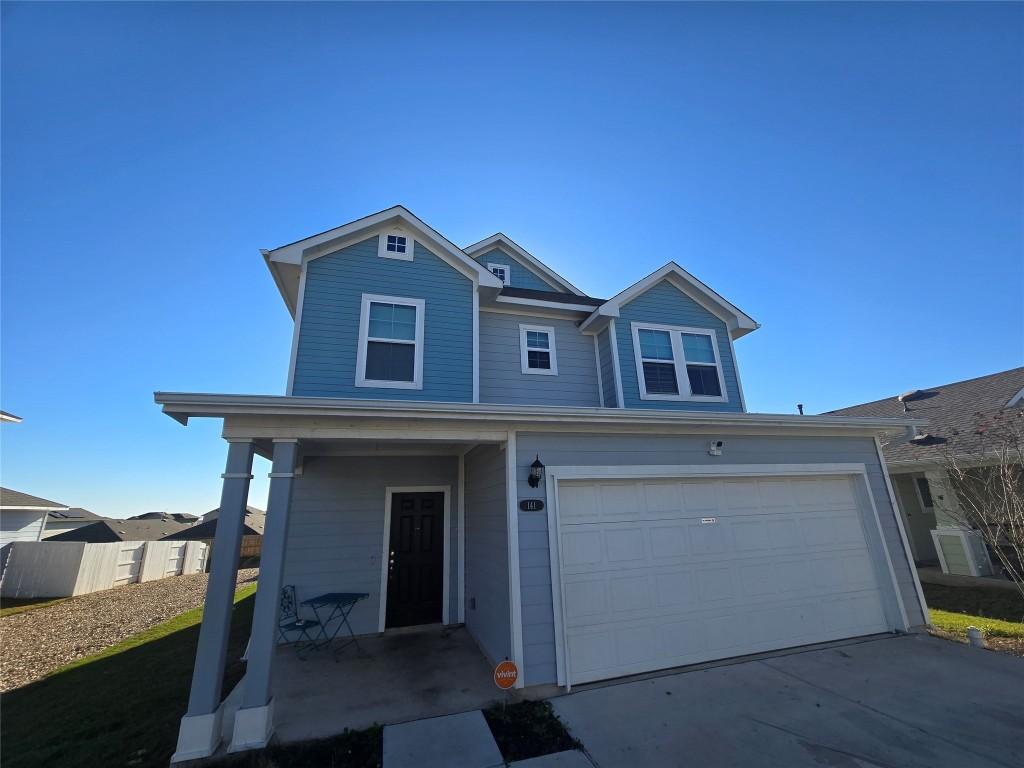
left=551, top=634, right=1024, bottom=768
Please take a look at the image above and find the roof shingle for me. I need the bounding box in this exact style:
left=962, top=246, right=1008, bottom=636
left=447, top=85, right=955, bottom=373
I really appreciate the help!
left=826, top=367, right=1024, bottom=465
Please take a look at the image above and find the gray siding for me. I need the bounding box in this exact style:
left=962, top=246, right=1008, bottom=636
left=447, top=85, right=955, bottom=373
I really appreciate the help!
left=283, top=455, right=460, bottom=636
left=0, top=511, right=46, bottom=547
left=511, top=432, right=926, bottom=686
left=597, top=327, right=618, bottom=408
left=476, top=248, right=558, bottom=292
left=292, top=236, right=474, bottom=401
left=464, top=444, right=511, bottom=665
left=616, top=280, right=744, bottom=412
left=479, top=311, right=601, bottom=407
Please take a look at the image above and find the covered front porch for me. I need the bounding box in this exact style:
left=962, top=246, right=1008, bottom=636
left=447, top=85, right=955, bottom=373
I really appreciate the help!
left=216, top=626, right=502, bottom=747
left=168, top=413, right=520, bottom=762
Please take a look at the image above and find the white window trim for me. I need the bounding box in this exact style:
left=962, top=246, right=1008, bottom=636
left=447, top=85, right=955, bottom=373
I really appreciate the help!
left=630, top=322, right=727, bottom=403
left=356, top=293, right=425, bottom=390
left=519, top=324, right=558, bottom=376
left=487, top=263, right=510, bottom=285
left=377, top=230, right=414, bottom=261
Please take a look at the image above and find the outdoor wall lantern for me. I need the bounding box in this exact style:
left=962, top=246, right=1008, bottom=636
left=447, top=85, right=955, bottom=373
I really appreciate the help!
left=528, top=455, right=546, bottom=488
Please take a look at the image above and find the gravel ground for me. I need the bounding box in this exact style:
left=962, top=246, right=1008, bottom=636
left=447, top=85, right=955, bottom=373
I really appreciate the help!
left=0, top=568, right=258, bottom=692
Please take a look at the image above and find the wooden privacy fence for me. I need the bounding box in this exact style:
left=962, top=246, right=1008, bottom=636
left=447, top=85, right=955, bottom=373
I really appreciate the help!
left=0, top=540, right=208, bottom=599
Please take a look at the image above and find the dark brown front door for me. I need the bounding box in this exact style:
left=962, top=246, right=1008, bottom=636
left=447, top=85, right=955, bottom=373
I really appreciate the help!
left=385, top=492, right=444, bottom=629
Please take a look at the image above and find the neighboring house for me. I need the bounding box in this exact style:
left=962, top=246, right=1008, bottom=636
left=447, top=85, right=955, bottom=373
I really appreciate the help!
left=0, top=488, right=67, bottom=565
left=41, top=507, right=103, bottom=539
left=160, top=206, right=926, bottom=760
left=129, top=511, right=200, bottom=525
left=829, top=367, right=1024, bottom=579
left=162, top=506, right=265, bottom=561
left=47, top=518, right=193, bottom=543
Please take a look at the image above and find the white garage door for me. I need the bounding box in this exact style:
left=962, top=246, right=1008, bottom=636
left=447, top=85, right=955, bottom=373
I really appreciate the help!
left=557, top=474, right=892, bottom=684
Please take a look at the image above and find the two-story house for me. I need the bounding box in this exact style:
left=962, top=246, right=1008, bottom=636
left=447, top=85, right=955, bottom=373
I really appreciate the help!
left=160, top=206, right=928, bottom=760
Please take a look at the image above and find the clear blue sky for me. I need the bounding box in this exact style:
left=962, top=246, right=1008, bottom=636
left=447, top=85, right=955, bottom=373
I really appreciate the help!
left=2, top=2, right=1021, bottom=517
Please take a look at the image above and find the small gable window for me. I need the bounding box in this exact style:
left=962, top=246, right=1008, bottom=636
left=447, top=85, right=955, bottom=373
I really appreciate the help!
left=631, top=323, right=726, bottom=402
left=519, top=324, right=558, bottom=375
left=488, top=263, right=510, bottom=285
left=378, top=231, right=414, bottom=261
left=356, top=294, right=424, bottom=389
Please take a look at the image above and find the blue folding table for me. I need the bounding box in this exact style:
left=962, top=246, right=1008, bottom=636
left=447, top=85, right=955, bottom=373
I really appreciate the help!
left=300, top=592, right=369, bottom=656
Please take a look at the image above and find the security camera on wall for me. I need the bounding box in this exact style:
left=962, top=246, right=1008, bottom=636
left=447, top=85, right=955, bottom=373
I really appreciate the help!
left=708, top=440, right=724, bottom=456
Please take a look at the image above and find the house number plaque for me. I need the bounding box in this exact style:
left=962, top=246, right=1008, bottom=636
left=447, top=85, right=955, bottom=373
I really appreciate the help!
left=519, top=499, right=545, bottom=512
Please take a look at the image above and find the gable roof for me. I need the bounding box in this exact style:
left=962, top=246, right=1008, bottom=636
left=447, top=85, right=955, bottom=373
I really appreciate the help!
left=579, top=262, right=759, bottom=339
left=163, top=507, right=265, bottom=540
left=199, top=505, right=265, bottom=523
left=47, top=518, right=193, bottom=543
left=0, top=488, right=69, bottom=511
left=0, top=410, right=22, bottom=423
left=827, top=367, right=1024, bottom=466
left=263, top=205, right=503, bottom=314
left=463, top=233, right=584, bottom=295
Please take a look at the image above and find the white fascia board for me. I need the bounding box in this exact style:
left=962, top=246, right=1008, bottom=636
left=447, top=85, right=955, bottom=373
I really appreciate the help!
left=589, top=262, right=759, bottom=340
left=154, top=391, right=926, bottom=435
left=262, top=253, right=301, bottom=317
left=464, top=233, right=584, bottom=296
left=265, top=205, right=503, bottom=282
left=0, top=505, right=70, bottom=512
left=492, top=295, right=600, bottom=314
left=577, top=303, right=621, bottom=334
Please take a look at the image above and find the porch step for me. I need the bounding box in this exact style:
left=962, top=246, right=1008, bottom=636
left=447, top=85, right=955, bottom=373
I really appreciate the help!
left=383, top=710, right=503, bottom=768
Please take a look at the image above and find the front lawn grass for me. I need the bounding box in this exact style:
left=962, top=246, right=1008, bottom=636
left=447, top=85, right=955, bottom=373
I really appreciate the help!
left=923, top=583, right=1024, bottom=653
left=1, top=584, right=257, bottom=768
left=483, top=700, right=581, bottom=763
left=0, top=596, right=67, bottom=617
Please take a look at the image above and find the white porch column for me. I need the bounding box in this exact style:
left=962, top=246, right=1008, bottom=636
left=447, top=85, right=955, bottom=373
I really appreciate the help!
left=231, top=439, right=298, bottom=752
left=172, top=439, right=254, bottom=763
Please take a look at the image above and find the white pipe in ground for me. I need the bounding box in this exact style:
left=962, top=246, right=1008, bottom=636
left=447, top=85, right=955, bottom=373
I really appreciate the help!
left=966, top=626, right=986, bottom=648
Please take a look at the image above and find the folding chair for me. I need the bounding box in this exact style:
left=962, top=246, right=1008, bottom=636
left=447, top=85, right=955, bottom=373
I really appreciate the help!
left=278, top=585, right=320, bottom=656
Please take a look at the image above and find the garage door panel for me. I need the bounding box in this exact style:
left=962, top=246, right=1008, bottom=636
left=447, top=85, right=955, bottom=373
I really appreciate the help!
left=605, top=527, right=645, bottom=562
left=654, top=569, right=695, bottom=608
left=558, top=475, right=893, bottom=684
left=649, top=523, right=689, bottom=559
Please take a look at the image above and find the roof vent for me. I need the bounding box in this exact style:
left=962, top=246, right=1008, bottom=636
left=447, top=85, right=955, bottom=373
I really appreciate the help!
left=898, top=390, right=926, bottom=403
left=909, top=433, right=947, bottom=446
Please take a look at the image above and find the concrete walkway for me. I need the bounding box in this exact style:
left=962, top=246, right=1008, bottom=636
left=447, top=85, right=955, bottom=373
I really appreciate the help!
left=551, top=634, right=1024, bottom=768
left=384, top=711, right=503, bottom=768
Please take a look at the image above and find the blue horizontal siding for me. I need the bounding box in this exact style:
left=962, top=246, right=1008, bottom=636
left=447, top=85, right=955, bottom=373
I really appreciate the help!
left=476, top=248, right=557, bottom=291
left=479, top=311, right=601, bottom=407
left=616, top=280, right=743, bottom=412
left=292, top=236, right=474, bottom=401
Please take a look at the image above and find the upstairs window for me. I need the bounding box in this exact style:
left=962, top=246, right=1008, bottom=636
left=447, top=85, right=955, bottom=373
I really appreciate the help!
left=519, top=324, right=558, bottom=375
left=630, top=323, right=726, bottom=402
left=356, top=294, right=424, bottom=389
left=488, top=263, right=510, bottom=285
left=637, top=328, right=678, bottom=395
left=682, top=333, right=722, bottom=397
left=378, top=231, right=414, bottom=261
